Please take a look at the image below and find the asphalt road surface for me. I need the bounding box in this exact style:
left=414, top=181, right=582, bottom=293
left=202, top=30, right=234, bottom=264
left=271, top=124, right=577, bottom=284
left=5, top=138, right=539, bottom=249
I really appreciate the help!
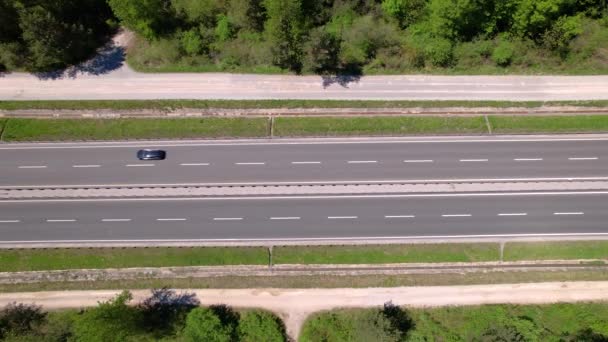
left=0, top=192, right=605, bottom=242
left=1, top=136, right=607, bottom=187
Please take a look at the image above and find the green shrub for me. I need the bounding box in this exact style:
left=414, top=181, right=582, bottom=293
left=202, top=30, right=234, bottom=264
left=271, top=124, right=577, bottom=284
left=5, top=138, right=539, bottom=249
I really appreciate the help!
left=237, top=310, right=286, bottom=342
left=492, top=39, right=515, bottom=66
left=183, top=307, right=234, bottom=342
left=424, top=37, right=453, bottom=67
left=71, top=291, right=143, bottom=342
left=181, top=28, right=204, bottom=55
left=0, top=303, right=46, bottom=339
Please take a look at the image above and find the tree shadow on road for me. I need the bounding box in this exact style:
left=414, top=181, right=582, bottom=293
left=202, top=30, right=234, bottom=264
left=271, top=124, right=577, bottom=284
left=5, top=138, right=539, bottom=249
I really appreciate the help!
left=33, top=40, right=125, bottom=80
left=321, top=74, right=362, bottom=88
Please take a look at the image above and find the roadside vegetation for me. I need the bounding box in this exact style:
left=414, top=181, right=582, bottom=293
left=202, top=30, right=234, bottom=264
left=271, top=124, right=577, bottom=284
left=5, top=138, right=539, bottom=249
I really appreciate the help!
left=3, top=241, right=608, bottom=272
left=1, top=1, right=608, bottom=75
left=0, top=289, right=287, bottom=342
left=2, top=115, right=608, bottom=141
left=301, top=303, right=608, bottom=341
left=116, top=0, right=608, bottom=75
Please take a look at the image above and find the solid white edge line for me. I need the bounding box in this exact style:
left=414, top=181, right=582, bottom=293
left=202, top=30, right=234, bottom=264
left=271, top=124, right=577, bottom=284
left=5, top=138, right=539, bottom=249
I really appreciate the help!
left=45, top=219, right=76, bottom=222
left=270, top=217, right=301, bottom=220
left=213, top=217, right=243, bottom=221
left=442, top=214, right=472, bottom=217
left=384, top=215, right=415, bottom=218
left=568, top=157, right=598, bottom=160
left=5, top=176, right=608, bottom=189
left=328, top=216, right=358, bottom=219
left=18, top=166, right=47, bottom=169
left=4, top=190, right=608, bottom=203
left=553, top=212, right=584, bottom=215
left=156, top=218, right=187, bottom=221
left=101, top=219, right=132, bottom=222
left=498, top=213, right=528, bottom=216
left=7, top=232, right=608, bottom=244
left=4, top=135, right=608, bottom=150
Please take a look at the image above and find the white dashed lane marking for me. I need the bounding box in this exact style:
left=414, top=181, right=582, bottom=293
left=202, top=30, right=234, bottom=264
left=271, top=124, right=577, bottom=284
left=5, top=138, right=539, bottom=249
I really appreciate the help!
left=554, top=212, right=584, bottom=216
left=385, top=215, right=415, bottom=218
left=213, top=217, right=243, bottom=221
left=328, top=216, right=358, bottom=219
left=442, top=214, right=472, bottom=217
left=157, top=218, right=187, bottom=221
left=126, top=164, right=155, bottom=167
left=18, top=165, right=47, bottom=169
left=403, top=160, right=434, bottom=163
left=270, top=217, right=301, bottom=220
left=46, top=219, right=76, bottom=222
left=514, top=158, right=543, bottom=161
left=0, top=220, right=20, bottom=223
left=498, top=213, right=528, bottom=216
left=180, top=163, right=210, bottom=166
left=101, top=219, right=132, bottom=222
left=72, top=165, right=101, bottom=168
left=347, top=161, right=377, bottom=164
left=568, top=157, right=598, bottom=161
left=459, top=159, right=488, bottom=162
left=291, top=161, right=322, bottom=165
left=235, top=162, right=266, bottom=165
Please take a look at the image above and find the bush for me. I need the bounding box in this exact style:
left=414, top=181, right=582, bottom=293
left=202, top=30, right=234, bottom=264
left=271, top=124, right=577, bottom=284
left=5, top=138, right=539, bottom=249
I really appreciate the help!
left=492, top=39, right=515, bottom=66
left=424, top=37, right=453, bottom=67
left=71, top=291, right=143, bottom=342
left=139, top=288, right=200, bottom=335
left=238, top=310, right=287, bottom=342
left=183, top=307, right=234, bottom=342
left=181, top=28, right=204, bottom=55
left=0, top=303, right=46, bottom=338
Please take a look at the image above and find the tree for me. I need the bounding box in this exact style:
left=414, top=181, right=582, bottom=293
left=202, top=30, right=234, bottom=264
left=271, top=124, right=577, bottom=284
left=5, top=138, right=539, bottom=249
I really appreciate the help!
left=263, top=0, right=304, bottom=71
left=0, top=303, right=46, bottom=339
left=302, top=26, right=340, bottom=74
left=108, top=0, right=169, bottom=40
left=237, top=310, right=286, bottom=342
left=183, top=307, right=234, bottom=342
left=139, top=288, right=200, bottom=335
left=382, top=0, right=428, bottom=28
left=72, top=290, right=143, bottom=342
left=562, top=328, right=608, bottom=342
left=512, top=0, right=576, bottom=40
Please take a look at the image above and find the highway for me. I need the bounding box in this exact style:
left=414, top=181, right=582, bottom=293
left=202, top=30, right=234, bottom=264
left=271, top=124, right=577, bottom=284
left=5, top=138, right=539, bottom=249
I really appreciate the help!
left=0, top=192, right=605, bottom=242
left=1, top=136, right=607, bottom=187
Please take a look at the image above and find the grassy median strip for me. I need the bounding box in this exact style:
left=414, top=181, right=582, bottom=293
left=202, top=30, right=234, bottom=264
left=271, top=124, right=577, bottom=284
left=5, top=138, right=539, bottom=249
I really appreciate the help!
left=488, top=115, right=608, bottom=133
left=2, top=100, right=608, bottom=111
left=504, top=241, right=608, bottom=261
left=273, top=116, right=488, bottom=136
left=272, top=244, right=500, bottom=264
left=1, top=117, right=268, bottom=141
left=0, top=247, right=268, bottom=272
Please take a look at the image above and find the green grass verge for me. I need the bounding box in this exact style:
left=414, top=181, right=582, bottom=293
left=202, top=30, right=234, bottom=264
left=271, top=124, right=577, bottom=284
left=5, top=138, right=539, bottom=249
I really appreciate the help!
left=0, top=118, right=6, bottom=138
left=301, top=303, right=608, bottom=342
left=1, top=117, right=268, bottom=141
left=2, top=99, right=608, bottom=110
left=273, top=116, right=488, bottom=136
left=488, top=115, right=608, bottom=133
left=0, top=247, right=269, bottom=272
left=504, top=241, right=608, bottom=261
left=273, top=244, right=500, bottom=264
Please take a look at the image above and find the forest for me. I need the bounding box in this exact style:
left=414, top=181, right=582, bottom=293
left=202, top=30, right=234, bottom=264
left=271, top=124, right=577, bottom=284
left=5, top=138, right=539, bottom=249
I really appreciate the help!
left=1, top=0, right=607, bottom=74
